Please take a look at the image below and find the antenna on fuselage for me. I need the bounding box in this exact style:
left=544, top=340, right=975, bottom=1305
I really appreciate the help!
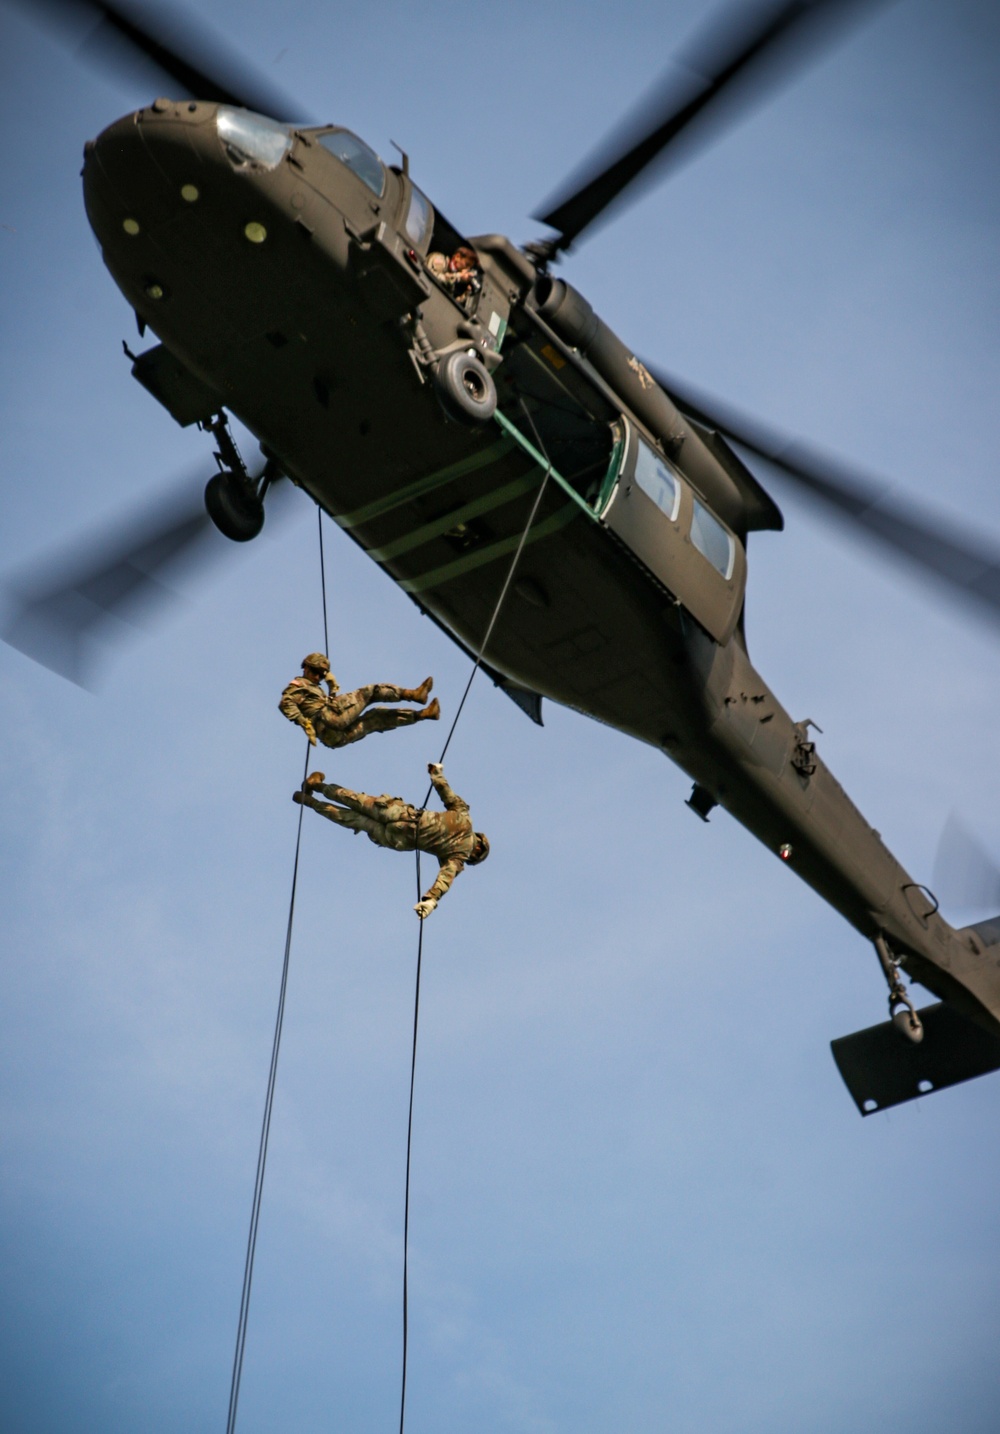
left=390, top=139, right=410, bottom=176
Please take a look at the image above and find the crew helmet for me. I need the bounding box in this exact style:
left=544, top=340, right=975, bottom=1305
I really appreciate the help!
left=468, top=833, right=490, bottom=865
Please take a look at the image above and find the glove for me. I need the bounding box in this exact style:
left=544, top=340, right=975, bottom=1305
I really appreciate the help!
left=414, top=897, right=437, bottom=920
left=427, top=762, right=443, bottom=778
left=302, top=718, right=317, bottom=747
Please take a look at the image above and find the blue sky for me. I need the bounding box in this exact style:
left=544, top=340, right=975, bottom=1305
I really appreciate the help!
left=2, top=2, right=999, bottom=1431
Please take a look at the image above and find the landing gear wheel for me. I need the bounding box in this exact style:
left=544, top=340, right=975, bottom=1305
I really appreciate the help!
left=205, top=472, right=265, bottom=542
left=434, top=349, right=497, bottom=425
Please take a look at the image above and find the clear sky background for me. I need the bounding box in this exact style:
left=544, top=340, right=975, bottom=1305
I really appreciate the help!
left=2, top=2, right=999, bottom=1431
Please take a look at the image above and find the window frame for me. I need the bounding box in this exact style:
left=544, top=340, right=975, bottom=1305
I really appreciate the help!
left=316, top=128, right=387, bottom=198
left=690, top=496, right=736, bottom=580
left=632, top=435, right=681, bottom=523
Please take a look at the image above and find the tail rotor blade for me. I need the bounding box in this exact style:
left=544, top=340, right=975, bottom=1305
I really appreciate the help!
left=934, top=814, right=1000, bottom=915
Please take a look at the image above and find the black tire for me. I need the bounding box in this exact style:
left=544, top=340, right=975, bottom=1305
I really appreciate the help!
left=204, top=472, right=265, bottom=542
left=433, top=349, right=497, bottom=425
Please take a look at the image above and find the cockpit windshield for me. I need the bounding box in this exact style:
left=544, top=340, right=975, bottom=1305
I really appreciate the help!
left=216, top=108, right=292, bottom=170
left=318, top=130, right=386, bottom=197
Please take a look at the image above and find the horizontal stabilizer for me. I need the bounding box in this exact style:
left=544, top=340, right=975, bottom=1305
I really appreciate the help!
left=831, top=1003, right=1000, bottom=1116
left=493, top=676, right=543, bottom=726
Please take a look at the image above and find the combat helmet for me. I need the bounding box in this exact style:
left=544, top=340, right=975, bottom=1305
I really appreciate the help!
left=302, top=652, right=330, bottom=673
left=468, top=832, right=490, bottom=865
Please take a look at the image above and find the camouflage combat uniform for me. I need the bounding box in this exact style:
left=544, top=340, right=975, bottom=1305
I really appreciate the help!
left=305, top=768, right=479, bottom=908
left=280, top=674, right=429, bottom=749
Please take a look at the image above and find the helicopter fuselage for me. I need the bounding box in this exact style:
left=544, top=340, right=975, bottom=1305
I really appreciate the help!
left=81, top=100, right=1000, bottom=1063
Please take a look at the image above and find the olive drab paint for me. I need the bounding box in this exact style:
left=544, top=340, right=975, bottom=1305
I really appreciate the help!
left=70, top=73, right=1000, bottom=1108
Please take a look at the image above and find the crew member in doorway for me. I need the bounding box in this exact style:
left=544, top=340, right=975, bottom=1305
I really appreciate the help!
left=444, top=245, right=482, bottom=307
left=280, top=652, right=439, bottom=749
left=293, top=762, right=490, bottom=918
left=426, top=246, right=482, bottom=308
left=425, top=251, right=449, bottom=281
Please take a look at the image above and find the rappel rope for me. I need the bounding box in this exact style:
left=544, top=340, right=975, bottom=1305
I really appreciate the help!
left=398, top=401, right=554, bottom=1434
left=225, top=510, right=330, bottom=1434
left=318, top=507, right=331, bottom=654
left=224, top=409, right=553, bottom=1434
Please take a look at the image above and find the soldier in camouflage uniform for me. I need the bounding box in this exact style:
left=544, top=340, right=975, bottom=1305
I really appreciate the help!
left=280, top=652, right=439, bottom=749
left=293, top=762, right=490, bottom=918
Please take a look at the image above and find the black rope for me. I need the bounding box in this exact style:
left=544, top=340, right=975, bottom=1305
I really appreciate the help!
left=434, top=399, right=554, bottom=772
left=397, top=404, right=554, bottom=1434
left=318, top=508, right=330, bottom=655
left=225, top=510, right=331, bottom=1434
left=398, top=848, right=425, bottom=1434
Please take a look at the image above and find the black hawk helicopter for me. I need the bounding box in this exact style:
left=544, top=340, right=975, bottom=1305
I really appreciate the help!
left=8, top=0, right=1000, bottom=1114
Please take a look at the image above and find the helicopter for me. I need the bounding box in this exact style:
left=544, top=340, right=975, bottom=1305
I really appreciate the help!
left=6, top=0, right=1000, bottom=1119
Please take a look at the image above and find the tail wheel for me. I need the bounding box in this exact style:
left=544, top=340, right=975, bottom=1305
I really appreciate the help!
left=434, top=349, right=497, bottom=425
left=205, top=472, right=265, bottom=542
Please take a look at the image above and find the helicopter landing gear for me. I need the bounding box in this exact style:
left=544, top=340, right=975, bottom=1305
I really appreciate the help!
left=875, top=934, right=924, bottom=1043
left=433, top=349, right=497, bottom=425
left=205, top=472, right=263, bottom=542
left=203, top=415, right=279, bottom=542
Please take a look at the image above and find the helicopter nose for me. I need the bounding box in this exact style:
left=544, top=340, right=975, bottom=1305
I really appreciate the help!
left=83, top=101, right=222, bottom=312
left=82, top=100, right=296, bottom=336
left=83, top=101, right=213, bottom=247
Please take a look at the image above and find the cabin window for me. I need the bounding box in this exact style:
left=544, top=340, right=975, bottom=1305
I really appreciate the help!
left=691, top=498, right=735, bottom=579
left=404, top=185, right=432, bottom=247
left=634, top=438, right=680, bottom=521
left=318, top=131, right=386, bottom=197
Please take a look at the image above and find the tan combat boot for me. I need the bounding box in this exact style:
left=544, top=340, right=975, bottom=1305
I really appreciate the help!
left=405, top=676, right=434, bottom=704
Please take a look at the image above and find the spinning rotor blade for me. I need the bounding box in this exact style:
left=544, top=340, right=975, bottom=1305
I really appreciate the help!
left=2, top=477, right=226, bottom=687
left=17, top=0, right=301, bottom=121
left=649, top=366, right=1000, bottom=628
left=934, top=815, right=1000, bottom=915
left=534, top=0, right=889, bottom=253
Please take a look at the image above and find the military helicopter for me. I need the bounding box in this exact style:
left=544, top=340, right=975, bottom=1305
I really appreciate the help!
left=7, top=0, right=1000, bottom=1117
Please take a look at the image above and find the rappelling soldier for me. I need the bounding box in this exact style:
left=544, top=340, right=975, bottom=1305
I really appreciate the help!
left=280, top=652, right=439, bottom=749
left=293, top=762, right=490, bottom=918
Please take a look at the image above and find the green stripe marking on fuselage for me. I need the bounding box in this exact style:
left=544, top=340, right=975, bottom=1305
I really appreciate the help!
left=398, top=502, right=579, bottom=594
left=367, top=471, right=541, bottom=563
left=334, top=436, right=517, bottom=530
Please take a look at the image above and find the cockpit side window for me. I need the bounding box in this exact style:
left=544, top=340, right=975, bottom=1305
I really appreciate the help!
left=318, top=131, right=386, bottom=197
left=403, top=184, right=433, bottom=248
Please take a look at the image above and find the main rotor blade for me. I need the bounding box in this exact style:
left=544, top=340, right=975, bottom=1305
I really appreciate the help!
left=18, top=0, right=301, bottom=121
left=534, top=0, right=889, bottom=253
left=2, top=476, right=226, bottom=687
left=648, top=366, right=1000, bottom=629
